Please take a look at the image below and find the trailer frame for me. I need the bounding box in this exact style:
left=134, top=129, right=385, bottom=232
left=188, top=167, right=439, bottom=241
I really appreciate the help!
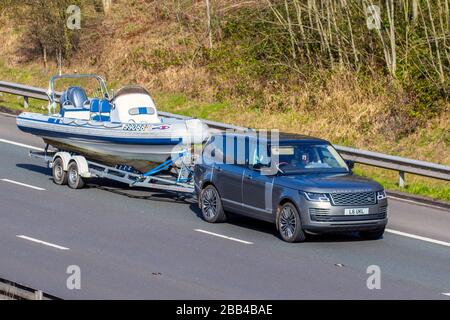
left=29, top=149, right=196, bottom=194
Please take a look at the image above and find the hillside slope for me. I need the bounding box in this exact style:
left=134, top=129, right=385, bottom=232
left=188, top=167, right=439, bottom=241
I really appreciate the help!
left=0, top=0, right=448, bottom=199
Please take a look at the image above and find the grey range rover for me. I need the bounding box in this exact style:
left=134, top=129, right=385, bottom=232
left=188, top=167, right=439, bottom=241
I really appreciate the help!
left=194, top=132, right=388, bottom=243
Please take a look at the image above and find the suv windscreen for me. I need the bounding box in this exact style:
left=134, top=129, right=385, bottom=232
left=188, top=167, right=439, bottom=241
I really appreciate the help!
left=271, top=143, right=349, bottom=174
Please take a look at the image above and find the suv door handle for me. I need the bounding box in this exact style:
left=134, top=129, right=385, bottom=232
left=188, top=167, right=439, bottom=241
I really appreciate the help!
left=245, top=174, right=253, bottom=180
left=216, top=167, right=223, bottom=172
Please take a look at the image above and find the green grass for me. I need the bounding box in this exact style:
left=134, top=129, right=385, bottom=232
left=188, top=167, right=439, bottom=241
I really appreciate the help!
left=0, top=59, right=52, bottom=113
left=154, top=92, right=230, bottom=120
left=353, top=165, right=450, bottom=202
left=0, top=60, right=448, bottom=203
left=0, top=60, right=50, bottom=87
left=0, top=94, right=47, bottom=114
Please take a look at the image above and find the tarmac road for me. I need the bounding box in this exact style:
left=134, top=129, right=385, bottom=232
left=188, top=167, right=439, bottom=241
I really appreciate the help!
left=0, top=113, right=449, bottom=299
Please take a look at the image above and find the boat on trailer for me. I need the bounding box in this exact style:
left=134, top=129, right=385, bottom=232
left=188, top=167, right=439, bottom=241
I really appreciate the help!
left=16, top=74, right=210, bottom=173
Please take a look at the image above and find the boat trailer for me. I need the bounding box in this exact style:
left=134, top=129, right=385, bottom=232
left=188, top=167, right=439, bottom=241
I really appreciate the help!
left=29, top=148, right=196, bottom=194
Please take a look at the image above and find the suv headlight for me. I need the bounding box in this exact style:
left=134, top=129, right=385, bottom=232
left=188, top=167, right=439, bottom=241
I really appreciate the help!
left=302, top=192, right=330, bottom=202
left=377, top=190, right=387, bottom=200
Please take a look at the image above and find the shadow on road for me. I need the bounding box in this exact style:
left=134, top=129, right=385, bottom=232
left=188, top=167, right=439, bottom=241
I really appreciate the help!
left=88, top=178, right=196, bottom=205
left=16, top=163, right=378, bottom=244
left=189, top=203, right=374, bottom=243
left=16, top=163, right=51, bottom=176
left=16, top=163, right=196, bottom=204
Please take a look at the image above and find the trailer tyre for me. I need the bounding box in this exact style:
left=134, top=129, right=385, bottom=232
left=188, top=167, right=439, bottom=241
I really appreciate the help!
left=67, top=161, right=85, bottom=189
left=52, top=157, right=68, bottom=185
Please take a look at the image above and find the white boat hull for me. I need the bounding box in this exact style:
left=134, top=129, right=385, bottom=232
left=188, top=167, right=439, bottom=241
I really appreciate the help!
left=17, top=113, right=209, bottom=172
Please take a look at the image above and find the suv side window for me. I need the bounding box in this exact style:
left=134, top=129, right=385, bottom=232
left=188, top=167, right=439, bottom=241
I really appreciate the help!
left=248, top=138, right=270, bottom=167
left=221, top=135, right=247, bottom=166
left=203, top=135, right=225, bottom=164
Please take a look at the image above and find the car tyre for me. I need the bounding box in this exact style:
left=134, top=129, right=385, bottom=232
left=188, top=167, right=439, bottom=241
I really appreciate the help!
left=52, top=157, right=68, bottom=185
left=360, top=228, right=385, bottom=240
left=67, top=161, right=85, bottom=189
left=277, top=202, right=306, bottom=243
left=200, top=185, right=227, bottom=223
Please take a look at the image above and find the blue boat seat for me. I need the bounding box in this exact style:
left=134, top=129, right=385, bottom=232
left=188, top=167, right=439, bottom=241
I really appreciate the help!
left=90, top=98, right=111, bottom=122
left=89, top=98, right=100, bottom=113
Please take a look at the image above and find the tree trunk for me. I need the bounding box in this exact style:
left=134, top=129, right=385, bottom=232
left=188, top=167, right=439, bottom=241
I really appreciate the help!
left=386, top=0, right=396, bottom=76
left=57, top=49, right=62, bottom=76
left=43, top=46, right=47, bottom=69
left=412, top=0, right=419, bottom=25
left=102, top=0, right=112, bottom=14
left=284, top=0, right=297, bottom=61
left=206, top=0, right=213, bottom=49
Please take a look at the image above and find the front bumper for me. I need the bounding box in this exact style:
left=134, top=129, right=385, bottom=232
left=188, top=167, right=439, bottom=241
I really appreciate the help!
left=299, top=198, right=388, bottom=233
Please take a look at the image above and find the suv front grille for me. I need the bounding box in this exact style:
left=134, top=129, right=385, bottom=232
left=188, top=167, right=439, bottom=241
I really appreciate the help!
left=329, top=192, right=377, bottom=206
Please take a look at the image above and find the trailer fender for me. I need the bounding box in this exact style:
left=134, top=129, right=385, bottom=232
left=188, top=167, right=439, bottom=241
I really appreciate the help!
left=52, top=152, right=72, bottom=170
left=71, top=156, right=91, bottom=178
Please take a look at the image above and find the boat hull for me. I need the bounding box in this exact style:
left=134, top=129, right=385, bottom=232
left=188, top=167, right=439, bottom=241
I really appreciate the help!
left=17, top=113, right=208, bottom=172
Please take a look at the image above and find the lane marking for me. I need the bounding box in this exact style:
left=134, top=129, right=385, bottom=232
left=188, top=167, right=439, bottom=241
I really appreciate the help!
left=194, top=229, right=254, bottom=245
left=386, top=229, right=450, bottom=248
left=0, top=138, right=44, bottom=151
left=387, top=195, right=448, bottom=211
left=442, top=293, right=450, bottom=297
left=16, top=235, right=69, bottom=250
left=1, top=179, right=46, bottom=191
left=0, top=111, right=18, bottom=118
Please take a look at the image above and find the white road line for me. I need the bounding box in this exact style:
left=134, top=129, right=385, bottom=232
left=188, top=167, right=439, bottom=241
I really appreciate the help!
left=0, top=111, right=18, bottom=118
left=387, top=195, right=448, bottom=211
left=16, top=235, right=69, bottom=250
left=386, top=229, right=450, bottom=248
left=0, top=138, right=44, bottom=151
left=442, top=293, right=450, bottom=297
left=1, top=179, right=46, bottom=191
left=194, top=229, right=254, bottom=245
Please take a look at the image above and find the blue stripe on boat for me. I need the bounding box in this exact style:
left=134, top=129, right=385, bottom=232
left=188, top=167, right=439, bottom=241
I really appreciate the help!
left=18, top=116, right=122, bottom=128
left=17, top=118, right=183, bottom=145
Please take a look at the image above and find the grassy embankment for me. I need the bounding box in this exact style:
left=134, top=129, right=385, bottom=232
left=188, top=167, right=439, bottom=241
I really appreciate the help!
left=0, top=0, right=448, bottom=201
left=1, top=60, right=448, bottom=201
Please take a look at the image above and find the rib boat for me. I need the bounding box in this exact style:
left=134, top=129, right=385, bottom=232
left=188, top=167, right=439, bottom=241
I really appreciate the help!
left=16, top=74, right=209, bottom=172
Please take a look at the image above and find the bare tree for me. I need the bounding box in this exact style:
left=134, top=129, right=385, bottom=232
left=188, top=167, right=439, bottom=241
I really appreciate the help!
left=206, top=0, right=213, bottom=49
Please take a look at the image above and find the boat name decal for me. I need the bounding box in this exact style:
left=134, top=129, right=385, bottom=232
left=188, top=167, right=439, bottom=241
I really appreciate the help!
left=151, top=124, right=170, bottom=130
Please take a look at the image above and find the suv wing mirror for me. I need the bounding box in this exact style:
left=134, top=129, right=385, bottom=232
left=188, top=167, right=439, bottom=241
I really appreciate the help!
left=345, top=160, right=355, bottom=169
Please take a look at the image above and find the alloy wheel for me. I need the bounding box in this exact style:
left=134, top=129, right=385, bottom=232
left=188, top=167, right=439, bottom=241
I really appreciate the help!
left=202, top=188, right=218, bottom=218
left=280, top=205, right=297, bottom=239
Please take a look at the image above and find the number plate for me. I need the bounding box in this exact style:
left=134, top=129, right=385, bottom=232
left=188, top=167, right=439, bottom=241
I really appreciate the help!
left=344, top=208, right=369, bottom=215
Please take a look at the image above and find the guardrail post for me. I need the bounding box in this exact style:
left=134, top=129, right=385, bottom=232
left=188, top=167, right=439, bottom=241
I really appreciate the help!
left=24, top=96, right=29, bottom=109
left=34, top=289, right=43, bottom=300
left=399, top=171, right=405, bottom=188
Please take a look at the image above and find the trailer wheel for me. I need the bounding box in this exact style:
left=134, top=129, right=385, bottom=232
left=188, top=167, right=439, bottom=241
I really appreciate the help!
left=52, top=157, right=68, bottom=185
left=67, top=162, right=85, bottom=189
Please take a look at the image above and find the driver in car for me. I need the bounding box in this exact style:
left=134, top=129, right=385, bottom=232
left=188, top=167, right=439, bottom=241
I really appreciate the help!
left=290, top=148, right=311, bottom=168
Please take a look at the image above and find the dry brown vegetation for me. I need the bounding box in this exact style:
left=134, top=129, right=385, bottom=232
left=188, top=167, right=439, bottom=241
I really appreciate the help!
left=0, top=0, right=448, bottom=167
